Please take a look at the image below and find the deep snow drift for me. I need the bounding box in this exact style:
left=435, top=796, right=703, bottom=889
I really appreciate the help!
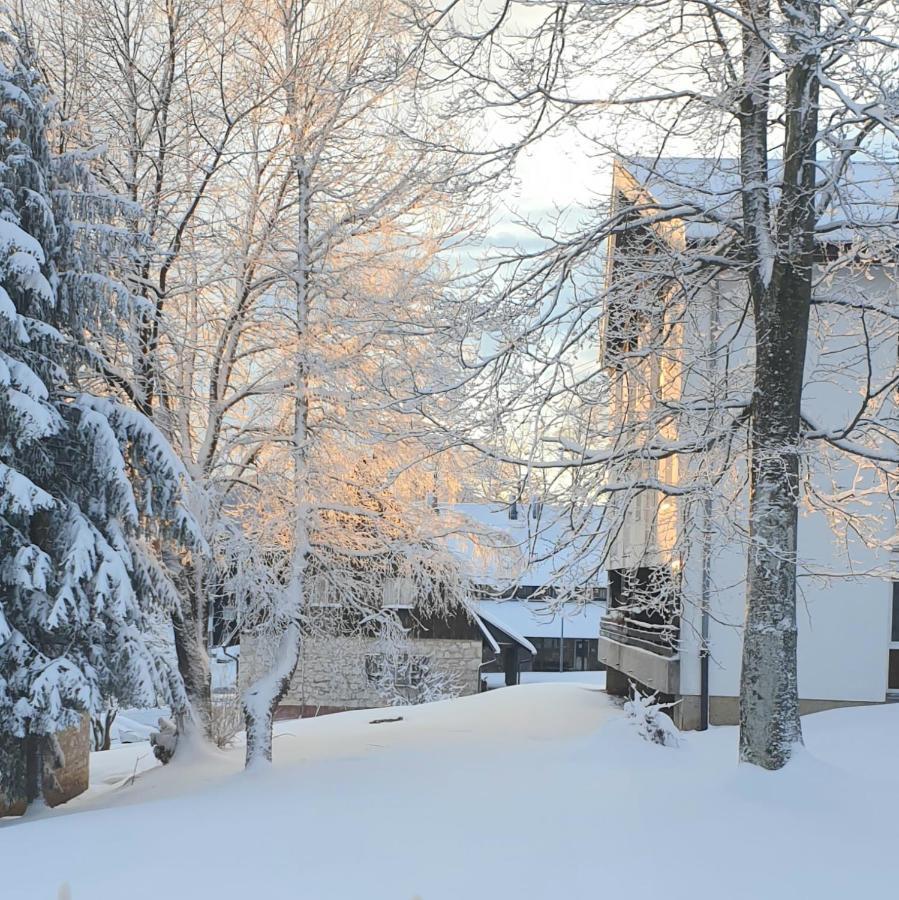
left=2, top=684, right=896, bottom=900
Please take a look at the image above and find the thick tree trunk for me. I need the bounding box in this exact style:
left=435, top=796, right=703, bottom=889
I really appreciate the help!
left=173, top=580, right=212, bottom=736
left=737, top=0, right=819, bottom=770
left=173, top=621, right=211, bottom=725
left=24, top=732, right=44, bottom=807
left=739, top=289, right=806, bottom=767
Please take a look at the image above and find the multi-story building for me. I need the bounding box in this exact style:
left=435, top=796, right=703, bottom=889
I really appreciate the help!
left=598, top=156, right=899, bottom=728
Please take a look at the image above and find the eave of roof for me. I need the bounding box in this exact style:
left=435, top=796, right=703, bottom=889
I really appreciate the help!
left=474, top=606, right=539, bottom=656
left=614, top=155, right=899, bottom=247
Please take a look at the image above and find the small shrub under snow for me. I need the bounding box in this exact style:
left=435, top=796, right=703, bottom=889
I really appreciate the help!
left=150, top=718, right=178, bottom=764
left=207, top=695, right=243, bottom=749
left=624, top=686, right=681, bottom=747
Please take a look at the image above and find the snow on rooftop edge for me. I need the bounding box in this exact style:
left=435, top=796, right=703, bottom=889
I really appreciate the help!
left=619, top=155, right=899, bottom=242
left=438, top=502, right=607, bottom=589
left=474, top=604, right=539, bottom=655
left=477, top=598, right=604, bottom=640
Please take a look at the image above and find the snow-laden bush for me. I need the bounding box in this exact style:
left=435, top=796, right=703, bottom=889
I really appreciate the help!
left=150, top=719, right=178, bottom=764
left=624, top=686, right=681, bottom=747
left=403, top=659, right=463, bottom=705
left=207, top=695, right=243, bottom=749
left=150, top=696, right=241, bottom=758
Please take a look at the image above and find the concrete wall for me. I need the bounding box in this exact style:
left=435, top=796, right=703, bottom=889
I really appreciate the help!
left=676, top=416, right=893, bottom=705
left=241, top=635, right=483, bottom=711
left=678, top=566, right=892, bottom=705
left=598, top=637, right=679, bottom=695
left=674, top=694, right=877, bottom=731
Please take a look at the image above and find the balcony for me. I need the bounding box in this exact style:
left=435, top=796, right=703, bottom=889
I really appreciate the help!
left=599, top=616, right=680, bottom=695
left=600, top=618, right=677, bottom=656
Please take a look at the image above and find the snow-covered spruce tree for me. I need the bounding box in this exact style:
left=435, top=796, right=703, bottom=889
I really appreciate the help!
left=28, top=0, right=271, bottom=740
left=0, top=29, right=199, bottom=809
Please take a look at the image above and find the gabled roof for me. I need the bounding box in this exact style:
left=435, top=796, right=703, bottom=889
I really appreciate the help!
left=475, top=605, right=538, bottom=655
left=477, top=599, right=604, bottom=641
left=473, top=612, right=502, bottom=655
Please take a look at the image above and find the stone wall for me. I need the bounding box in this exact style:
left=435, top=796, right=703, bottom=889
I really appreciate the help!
left=241, top=635, right=483, bottom=711
left=0, top=714, right=90, bottom=817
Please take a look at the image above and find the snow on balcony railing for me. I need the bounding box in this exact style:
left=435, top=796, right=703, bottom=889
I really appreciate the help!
left=600, top=618, right=679, bottom=658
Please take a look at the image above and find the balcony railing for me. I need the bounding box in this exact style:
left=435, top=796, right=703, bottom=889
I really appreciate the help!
left=600, top=618, right=678, bottom=658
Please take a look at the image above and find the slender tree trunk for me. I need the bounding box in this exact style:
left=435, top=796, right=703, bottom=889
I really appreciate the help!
left=243, top=180, right=310, bottom=767
left=242, top=621, right=303, bottom=765
left=243, top=18, right=310, bottom=765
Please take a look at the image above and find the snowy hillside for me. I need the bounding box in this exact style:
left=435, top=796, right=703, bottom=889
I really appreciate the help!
left=1, top=685, right=897, bottom=900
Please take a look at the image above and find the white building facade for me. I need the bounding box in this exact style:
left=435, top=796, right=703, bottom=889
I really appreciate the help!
left=598, top=157, right=899, bottom=728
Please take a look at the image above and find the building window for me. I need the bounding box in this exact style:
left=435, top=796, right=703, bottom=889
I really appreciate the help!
left=889, top=652, right=899, bottom=693
left=889, top=583, right=899, bottom=692
left=513, top=584, right=550, bottom=600
left=308, top=573, right=338, bottom=607
left=575, top=585, right=608, bottom=604
left=382, top=576, right=415, bottom=609
left=531, top=637, right=561, bottom=672
left=530, top=637, right=601, bottom=672
left=410, top=657, right=428, bottom=686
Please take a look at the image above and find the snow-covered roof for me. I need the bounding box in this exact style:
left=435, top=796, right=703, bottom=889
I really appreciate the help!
left=477, top=599, right=605, bottom=641
left=475, top=605, right=539, bottom=655
left=472, top=613, right=502, bottom=655
left=619, top=156, right=899, bottom=244
left=438, top=502, right=607, bottom=591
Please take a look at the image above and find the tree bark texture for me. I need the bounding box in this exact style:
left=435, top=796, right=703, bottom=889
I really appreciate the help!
left=738, top=0, right=820, bottom=769
left=173, top=586, right=212, bottom=734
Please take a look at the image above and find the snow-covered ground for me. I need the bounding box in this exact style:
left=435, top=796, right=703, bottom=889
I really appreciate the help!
left=110, top=707, right=171, bottom=744
left=2, top=685, right=896, bottom=900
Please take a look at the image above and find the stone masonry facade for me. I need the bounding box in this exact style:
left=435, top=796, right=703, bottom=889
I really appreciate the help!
left=0, top=714, right=90, bottom=817
left=240, top=635, right=483, bottom=712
